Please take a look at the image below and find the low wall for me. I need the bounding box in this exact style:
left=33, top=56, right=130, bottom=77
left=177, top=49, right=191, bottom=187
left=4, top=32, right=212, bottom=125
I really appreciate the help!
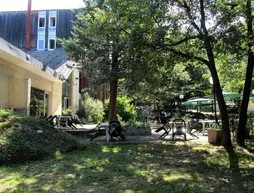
left=124, top=125, right=152, bottom=136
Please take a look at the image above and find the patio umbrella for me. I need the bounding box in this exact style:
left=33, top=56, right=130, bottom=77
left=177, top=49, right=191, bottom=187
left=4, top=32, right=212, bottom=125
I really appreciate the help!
left=182, top=97, right=213, bottom=107
left=206, top=92, right=241, bottom=101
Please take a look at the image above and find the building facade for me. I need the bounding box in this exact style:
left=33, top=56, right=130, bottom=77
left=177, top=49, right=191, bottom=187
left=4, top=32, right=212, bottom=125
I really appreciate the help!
left=0, top=8, right=109, bottom=116
left=0, top=9, right=81, bottom=116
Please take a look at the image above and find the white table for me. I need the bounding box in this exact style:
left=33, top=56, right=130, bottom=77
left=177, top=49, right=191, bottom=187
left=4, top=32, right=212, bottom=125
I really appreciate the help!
left=198, top=120, right=214, bottom=135
left=56, top=115, right=72, bottom=129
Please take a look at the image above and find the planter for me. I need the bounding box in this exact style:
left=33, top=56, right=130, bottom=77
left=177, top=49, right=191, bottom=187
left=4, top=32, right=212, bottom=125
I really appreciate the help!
left=208, top=129, right=224, bottom=145
left=124, top=126, right=151, bottom=136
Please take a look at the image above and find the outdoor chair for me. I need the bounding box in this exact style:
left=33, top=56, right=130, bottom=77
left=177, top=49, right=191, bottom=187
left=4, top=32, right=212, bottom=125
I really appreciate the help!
left=155, top=119, right=171, bottom=140
left=39, top=114, right=47, bottom=119
left=89, top=119, right=126, bottom=141
left=187, top=119, right=203, bottom=139
left=44, top=115, right=58, bottom=126
left=66, top=117, right=78, bottom=130
left=172, top=119, right=187, bottom=141
left=89, top=123, right=107, bottom=141
left=108, top=119, right=126, bottom=141
left=71, top=115, right=86, bottom=126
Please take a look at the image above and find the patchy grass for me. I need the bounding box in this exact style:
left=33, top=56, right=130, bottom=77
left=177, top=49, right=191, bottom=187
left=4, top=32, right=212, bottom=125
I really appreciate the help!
left=0, top=141, right=254, bottom=193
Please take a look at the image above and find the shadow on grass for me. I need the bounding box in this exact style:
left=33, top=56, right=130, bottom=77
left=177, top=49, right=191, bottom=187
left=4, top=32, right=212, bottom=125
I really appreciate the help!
left=0, top=142, right=254, bottom=193
left=223, top=147, right=246, bottom=193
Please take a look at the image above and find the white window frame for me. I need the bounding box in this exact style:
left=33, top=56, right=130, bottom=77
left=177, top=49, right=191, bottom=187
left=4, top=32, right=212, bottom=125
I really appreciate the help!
left=49, top=16, right=56, bottom=28
left=48, top=39, right=56, bottom=50
left=38, top=17, right=46, bottom=28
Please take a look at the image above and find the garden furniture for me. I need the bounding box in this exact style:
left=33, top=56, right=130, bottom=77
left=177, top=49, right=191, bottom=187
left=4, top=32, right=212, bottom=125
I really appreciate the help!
left=172, top=119, right=187, bottom=141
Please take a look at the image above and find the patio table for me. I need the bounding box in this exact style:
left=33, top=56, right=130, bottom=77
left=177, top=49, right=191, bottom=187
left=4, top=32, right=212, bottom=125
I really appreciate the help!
left=198, top=119, right=214, bottom=135
left=56, top=115, right=72, bottom=129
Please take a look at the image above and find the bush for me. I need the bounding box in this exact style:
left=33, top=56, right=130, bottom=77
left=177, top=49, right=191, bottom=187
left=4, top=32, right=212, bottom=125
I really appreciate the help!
left=0, top=108, right=11, bottom=119
left=77, top=93, right=104, bottom=123
left=0, top=109, right=86, bottom=164
left=104, top=96, right=137, bottom=121
left=62, top=107, right=73, bottom=115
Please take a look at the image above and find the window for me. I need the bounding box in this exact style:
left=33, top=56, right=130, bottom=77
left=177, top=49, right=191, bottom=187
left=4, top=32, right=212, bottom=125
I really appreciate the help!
left=48, top=39, right=56, bottom=50
left=38, top=39, right=45, bottom=50
left=44, top=92, right=49, bottom=117
left=39, top=18, right=45, bottom=27
left=63, top=97, right=69, bottom=110
left=49, top=17, right=56, bottom=27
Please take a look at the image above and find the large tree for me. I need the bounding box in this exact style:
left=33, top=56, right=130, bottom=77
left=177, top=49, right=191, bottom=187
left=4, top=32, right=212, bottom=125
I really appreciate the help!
left=61, top=0, right=171, bottom=121
left=237, top=0, right=254, bottom=146
left=126, top=0, right=235, bottom=147
left=61, top=1, right=123, bottom=120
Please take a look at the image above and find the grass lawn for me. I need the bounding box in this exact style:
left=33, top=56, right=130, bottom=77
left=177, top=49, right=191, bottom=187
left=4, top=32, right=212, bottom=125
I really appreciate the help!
left=0, top=141, right=254, bottom=193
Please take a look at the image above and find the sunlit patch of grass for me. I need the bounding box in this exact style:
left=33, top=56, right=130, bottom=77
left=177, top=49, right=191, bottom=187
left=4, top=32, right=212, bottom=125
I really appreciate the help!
left=163, top=172, right=192, bottom=182
left=0, top=171, right=39, bottom=193
left=73, top=157, right=109, bottom=171
left=55, top=149, right=64, bottom=160
left=123, top=190, right=135, bottom=193
left=112, top=146, right=121, bottom=153
left=101, top=145, right=121, bottom=153
left=102, top=146, right=111, bottom=153
left=0, top=141, right=254, bottom=193
left=42, top=184, right=52, bottom=192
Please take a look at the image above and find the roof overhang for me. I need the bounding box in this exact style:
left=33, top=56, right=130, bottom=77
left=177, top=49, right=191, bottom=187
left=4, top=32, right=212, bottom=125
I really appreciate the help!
left=55, top=60, right=79, bottom=81
left=0, top=38, right=61, bottom=83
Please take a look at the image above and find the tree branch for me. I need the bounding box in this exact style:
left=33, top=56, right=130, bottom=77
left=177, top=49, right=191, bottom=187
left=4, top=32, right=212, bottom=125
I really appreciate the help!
left=152, top=15, right=161, bottom=28
left=200, top=0, right=209, bottom=35
left=164, top=35, right=202, bottom=47
left=164, top=46, right=209, bottom=65
left=175, top=0, right=203, bottom=35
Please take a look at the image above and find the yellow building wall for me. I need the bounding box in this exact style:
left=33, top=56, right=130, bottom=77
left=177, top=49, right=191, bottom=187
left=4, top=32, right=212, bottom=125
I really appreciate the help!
left=0, top=76, right=10, bottom=108
left=49, top=82, right=62, bottom=115
left=0, top=59, right=62, bottom=115
left=9, top=78, right=28, bottom=109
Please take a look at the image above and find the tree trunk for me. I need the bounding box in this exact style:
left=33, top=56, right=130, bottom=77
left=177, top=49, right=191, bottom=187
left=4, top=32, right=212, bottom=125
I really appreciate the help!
left=108, top=79, right=118, bottom=121
left=209, top=64, right=232, bottom=147
left=108, top=50, right=119, bottom=121
left=237, top=52, right=254, bottom=146
left=200, top=0, right=232, bottom=147
left=237, top=0, right=254, bottom=146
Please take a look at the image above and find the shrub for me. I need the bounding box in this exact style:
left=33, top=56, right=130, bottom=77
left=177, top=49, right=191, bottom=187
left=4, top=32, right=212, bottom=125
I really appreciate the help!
left=62, top=107, right=73, bottom=115
left=0, top=109, right=86, bottom=165
left=104, top=96, right=137, bottom=121
left=0, top=108, right=11, bottom=119
left=77, top=93, right=104, bottom=123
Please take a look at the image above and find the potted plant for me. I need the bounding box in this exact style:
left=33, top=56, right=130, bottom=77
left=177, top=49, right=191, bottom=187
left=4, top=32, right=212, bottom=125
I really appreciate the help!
left=208, top=123, right=224, bottom=145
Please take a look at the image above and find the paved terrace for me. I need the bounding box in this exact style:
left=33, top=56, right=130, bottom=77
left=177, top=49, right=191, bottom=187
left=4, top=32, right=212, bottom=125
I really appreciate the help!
left=68, top=122, right=209, bottom=144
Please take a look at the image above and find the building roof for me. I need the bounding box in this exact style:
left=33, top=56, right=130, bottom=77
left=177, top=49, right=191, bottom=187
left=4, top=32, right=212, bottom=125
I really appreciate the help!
left=0, top=37, right=61, bottom=82
left=26, top=48, right=68, bottom=70
left=25, top=48, right=78, bottom=81
left=0, top=9, right=79, bottom=81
